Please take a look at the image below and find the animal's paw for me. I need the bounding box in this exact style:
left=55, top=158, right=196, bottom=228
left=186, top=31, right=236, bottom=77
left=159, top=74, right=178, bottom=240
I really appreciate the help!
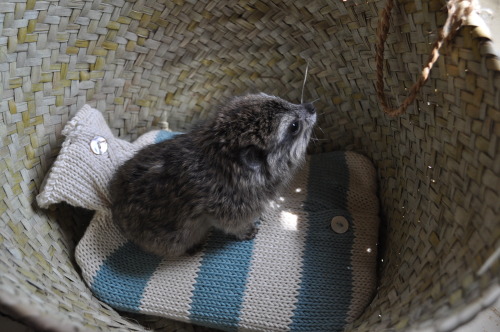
left=239, top=221, right=259, bottom=241
left=186, top=242, right=205, bottom=256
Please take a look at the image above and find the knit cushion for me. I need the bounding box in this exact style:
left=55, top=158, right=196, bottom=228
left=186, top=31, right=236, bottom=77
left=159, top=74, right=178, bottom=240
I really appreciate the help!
left=37, top=105, right=380, bottom=332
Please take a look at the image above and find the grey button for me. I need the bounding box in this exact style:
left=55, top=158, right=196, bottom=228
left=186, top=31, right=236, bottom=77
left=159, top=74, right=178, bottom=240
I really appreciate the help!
left=331, top=216, right=349, bottom=234
left=90, top=136, right=108, bottom=155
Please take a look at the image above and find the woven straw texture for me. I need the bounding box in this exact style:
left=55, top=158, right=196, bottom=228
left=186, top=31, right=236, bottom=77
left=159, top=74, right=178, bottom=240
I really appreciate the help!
left=0, top=0, right=498, bottom=331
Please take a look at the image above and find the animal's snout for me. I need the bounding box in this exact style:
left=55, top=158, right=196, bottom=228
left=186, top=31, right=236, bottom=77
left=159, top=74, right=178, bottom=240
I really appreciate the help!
left=302, top=102, right=316, bottom=115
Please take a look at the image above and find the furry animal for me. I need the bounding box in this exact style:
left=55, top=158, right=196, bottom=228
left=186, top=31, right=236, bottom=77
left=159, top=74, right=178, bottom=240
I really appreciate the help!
left=109, top=93, right=317, bottom=256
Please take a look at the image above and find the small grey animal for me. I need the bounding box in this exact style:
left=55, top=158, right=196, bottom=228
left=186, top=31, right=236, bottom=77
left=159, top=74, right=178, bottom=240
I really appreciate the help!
left=109, top=93, right=317, bottom=256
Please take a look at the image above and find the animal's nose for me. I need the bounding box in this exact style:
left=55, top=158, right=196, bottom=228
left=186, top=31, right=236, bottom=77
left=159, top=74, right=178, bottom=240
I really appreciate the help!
left=302, top=102, right=316, bottom=114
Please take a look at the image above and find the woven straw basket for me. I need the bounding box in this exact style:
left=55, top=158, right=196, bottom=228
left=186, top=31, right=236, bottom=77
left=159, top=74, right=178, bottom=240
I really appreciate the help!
left=0, top=0, right=499, bottom=331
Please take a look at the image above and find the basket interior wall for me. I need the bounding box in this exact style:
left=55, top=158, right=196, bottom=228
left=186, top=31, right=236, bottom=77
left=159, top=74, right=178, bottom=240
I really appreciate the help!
left=0, top=0, right=499, bottom=331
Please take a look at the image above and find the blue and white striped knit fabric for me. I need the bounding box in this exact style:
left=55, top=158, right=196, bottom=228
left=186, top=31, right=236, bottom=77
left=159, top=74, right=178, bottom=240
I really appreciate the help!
left=37, top=106, right=380, bottom=332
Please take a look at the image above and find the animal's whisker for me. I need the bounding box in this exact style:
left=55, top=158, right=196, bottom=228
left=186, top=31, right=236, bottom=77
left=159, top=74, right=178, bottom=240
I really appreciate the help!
left=310, top=133, right=320, bottom=146
left=310, top=135, right=328, bottom=141
left=316, top=125, right=325, bottom=135
left=300, top=60, right=309, bottom=104
left=309, top=129, right=329, bottom=146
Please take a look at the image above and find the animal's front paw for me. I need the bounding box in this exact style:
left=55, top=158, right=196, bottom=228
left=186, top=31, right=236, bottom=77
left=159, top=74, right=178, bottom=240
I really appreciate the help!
left=186, top=242, right=205, bottom=256
left=237, top=220, right=259, bottom=241
left=242, top=224, right=259, bottom=240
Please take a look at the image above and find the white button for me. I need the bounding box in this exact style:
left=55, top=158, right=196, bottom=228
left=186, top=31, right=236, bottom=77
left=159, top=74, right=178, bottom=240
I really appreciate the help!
left=331, top=216, right=349, bottom=234
left=90, top=136, right=108, bottom=155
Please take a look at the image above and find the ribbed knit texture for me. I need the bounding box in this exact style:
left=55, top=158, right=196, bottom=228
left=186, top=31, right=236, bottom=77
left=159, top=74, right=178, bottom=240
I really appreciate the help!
left=37, top=105, right=380, bottom=332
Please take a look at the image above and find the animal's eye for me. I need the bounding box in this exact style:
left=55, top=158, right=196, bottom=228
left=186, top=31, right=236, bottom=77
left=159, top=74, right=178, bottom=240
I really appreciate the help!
left=289, top=121, right=300, bottom=135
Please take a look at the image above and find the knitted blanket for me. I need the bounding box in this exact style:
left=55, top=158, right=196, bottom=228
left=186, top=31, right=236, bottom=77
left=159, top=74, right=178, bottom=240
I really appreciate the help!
left=37, top=105, right=380, bottom=332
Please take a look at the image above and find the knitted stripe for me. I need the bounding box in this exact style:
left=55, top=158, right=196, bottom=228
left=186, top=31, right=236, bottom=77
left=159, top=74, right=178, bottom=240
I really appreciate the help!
left=238, top=161, right=311, bottom=331
left=91, top=242, right=161, bottom=312
left=155, top=130, right=182, bottom=143
left=290, top=152, right=353, bottom=331
left=188, top=230, right=256, bottom=331
left=139, top=254, right=204, bottom=321
left=344, top=152, right=379, bottom=322
left=75, top=210, right=128, bottom=288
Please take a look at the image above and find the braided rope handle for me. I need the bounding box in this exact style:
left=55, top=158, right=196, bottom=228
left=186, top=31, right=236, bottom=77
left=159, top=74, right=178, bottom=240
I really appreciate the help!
left=375, top=0, right=475, bottom=117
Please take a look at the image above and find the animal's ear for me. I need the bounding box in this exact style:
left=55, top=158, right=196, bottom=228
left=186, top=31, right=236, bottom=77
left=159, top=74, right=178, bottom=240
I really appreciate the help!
left=240, top=145, right=266, bottom=170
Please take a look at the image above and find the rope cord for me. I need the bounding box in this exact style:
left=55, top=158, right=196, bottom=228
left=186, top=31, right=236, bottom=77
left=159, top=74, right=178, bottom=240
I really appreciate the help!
left=375, top=0, right=475, bottom=117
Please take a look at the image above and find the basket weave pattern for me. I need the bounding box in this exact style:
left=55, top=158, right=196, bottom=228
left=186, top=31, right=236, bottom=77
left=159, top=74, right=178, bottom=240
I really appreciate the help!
left=0, top=0, right=499, bottom=331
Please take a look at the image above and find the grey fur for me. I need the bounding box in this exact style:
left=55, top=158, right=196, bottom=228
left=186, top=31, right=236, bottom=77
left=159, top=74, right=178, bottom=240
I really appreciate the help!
left=109, top=94, right=317, bottom=256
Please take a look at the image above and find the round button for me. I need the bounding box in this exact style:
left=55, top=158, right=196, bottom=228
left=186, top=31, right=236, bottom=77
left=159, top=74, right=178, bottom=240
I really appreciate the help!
left=90, top=136, right=108, bottom=155
left=331, top=216, right=349, bottom=234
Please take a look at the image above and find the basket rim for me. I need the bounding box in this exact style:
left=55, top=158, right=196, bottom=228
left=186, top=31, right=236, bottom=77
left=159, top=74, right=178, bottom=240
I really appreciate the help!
left=407, top=284, right=500, bottom=332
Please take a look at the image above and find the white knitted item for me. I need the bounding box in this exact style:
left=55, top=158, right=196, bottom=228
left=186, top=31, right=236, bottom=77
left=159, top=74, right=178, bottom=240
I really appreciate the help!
left=36, top=105, right=164, bottom=210
left=37, top=105, right=380, bottom=332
